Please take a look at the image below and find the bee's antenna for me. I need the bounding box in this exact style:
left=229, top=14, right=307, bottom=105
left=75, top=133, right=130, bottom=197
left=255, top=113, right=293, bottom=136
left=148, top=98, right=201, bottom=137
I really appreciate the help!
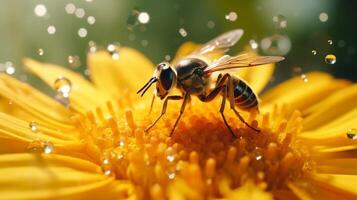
left=137, top=77, right=157, bottom=97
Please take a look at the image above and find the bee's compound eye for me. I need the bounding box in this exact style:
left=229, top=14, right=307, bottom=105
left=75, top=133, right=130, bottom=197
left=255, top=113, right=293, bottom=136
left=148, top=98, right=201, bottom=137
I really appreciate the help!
left=159, top=67, right=175, bottom=90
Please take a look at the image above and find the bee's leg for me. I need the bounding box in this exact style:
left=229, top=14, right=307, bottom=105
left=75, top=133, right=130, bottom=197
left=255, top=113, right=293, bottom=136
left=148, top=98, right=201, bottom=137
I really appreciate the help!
left=149, top=93, right=156, bottom=114
left=170, top=93, right=190, bottom=137
left=219, top=84, right=237, bottom=138
left=227, top=76, right=260, bottom=132
left=145, top=95, right=183, bottom=132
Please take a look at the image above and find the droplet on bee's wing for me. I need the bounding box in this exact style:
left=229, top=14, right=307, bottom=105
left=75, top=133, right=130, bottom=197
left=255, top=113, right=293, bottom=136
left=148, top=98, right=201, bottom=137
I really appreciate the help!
left=325, top=54, right=336, bottom=64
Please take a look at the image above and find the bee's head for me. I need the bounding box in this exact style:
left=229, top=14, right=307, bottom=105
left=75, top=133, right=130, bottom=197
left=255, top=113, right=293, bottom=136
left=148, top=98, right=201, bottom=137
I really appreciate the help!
left=137, top=62, right=177, bottom=99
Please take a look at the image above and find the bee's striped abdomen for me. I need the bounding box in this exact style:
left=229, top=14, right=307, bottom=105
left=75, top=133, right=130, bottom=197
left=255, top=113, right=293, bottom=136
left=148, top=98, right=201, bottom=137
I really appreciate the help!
left=232, top=77, right=258, bottom=110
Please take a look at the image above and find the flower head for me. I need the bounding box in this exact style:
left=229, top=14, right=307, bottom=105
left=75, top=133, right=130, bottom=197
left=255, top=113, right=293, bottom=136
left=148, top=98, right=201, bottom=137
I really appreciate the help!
left=0, top=42, right=356, bottom=199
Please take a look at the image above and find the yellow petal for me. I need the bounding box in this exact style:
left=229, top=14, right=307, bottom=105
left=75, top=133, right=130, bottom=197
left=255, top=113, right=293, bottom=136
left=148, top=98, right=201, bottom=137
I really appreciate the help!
left=24, top=58, right=112, bottom=114
left=87, top=48, right=154, bottom=96
left=302, top=84, right=357, bottom=131
left=261, top=72, right=350, bottom=112
left=315, top=158, right=357, bottom=175
left=0, top=74, right=74, bottom=131
left=0, top=112, right=82, bottom=154
left=224, top=181, right=273, bottom=200
left=309, top=173, right=357, bottom=197
left=0, top=153, right=129, bottom=200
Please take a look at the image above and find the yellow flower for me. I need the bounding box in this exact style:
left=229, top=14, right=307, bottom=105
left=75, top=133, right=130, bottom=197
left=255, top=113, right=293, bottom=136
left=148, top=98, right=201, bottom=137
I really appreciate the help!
left=0, top=42, right=356, bottom=200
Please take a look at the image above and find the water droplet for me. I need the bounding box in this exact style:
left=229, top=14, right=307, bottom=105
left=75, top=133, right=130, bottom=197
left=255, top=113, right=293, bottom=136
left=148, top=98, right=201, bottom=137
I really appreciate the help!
left=4, top=62, right=15, bottom=75
left=107, top=43, right=120, bottom=60
left=207, top=20, right=215, bottom=29
left=260, top=34, right=291, bottom=56
left=319, top=12, right=328, bottom=22
left=141, top=40, right=148, bottom=47
left=88, top=41, right=97, bottom=53
left=225, top=11, right=238, bottom=21
left=38, top=48, right=44, bottom=56
left=165, top=55, right=171, bottom=61
left=65, top=3, right=76, bottom=14
left=84, top=69, right=91, bottom=76
left=273, top=15, right=287, bottom=29
left=118, top=138, right=125, bottom=147
left=55, top=93, right=70, bottom=108
left=104, top=169, right=112, bottom=176
left=34, top=4, right=47, bottom=17
left=347, top=128, right=357, bottom=140
left=252, top=147, right=263, bottom=161
left=87, top=16, right=96, bottom=25
left=127, top=9, right=140, bottom=30
left=47, top=25, right=56, bottom=35
left=311, top=50, right=317, bottom=55
left=328, top=40, right=333, bottom=45
left=29, top=121, right=38, bottom=132
left=78, top=28, right=88, bottom=38
left=249, top=39, right=259, bottom=50
left=43, top=141, right=54, bottom=154
left=103, top=158, right=110, bottom=165
left=166, top=147, right=175, bottom=162
left=179, top=28, right=187, bottom=37
left=67, top=55, right=81, bottom=68
left=138, top=12, right=150, bottom=24
left=27, top=140, right=43, bottom=153
left=325, top=54, right=336, bottom=64
left=75, top=8, right=85, bottom=18
left=167, top=171, right=176, bottom=179
left=301, top=74, right=308, bottom=83
left=54, top=76, right=72, bottom=97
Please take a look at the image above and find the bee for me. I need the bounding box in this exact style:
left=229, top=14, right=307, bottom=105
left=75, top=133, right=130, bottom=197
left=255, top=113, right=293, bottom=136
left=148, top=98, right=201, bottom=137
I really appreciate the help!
left=137, top=29, right=284, bottom=137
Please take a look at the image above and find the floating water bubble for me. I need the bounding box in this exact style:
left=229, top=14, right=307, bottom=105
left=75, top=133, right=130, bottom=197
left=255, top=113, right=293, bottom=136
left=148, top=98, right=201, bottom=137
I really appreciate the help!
left=128, top=33, right=136, bottom=41
left=141, top=40, right=148, bottom=47
left=67, top=55, right=81, bottom=68
left=75, top=8, right=85, bottom=18
left=54, top=76, right=72, bottom=97
left=4, top=62, right=15, bottom=75
left=347, top=128, right=357, bottom=140
left=34, top=4, right=47, bottom=17
left=47, top=25, right=56, bottom=35
left=127, top=9, right=140, bottom=30
left=84, top=69, right=91, bottom=76
left=88, top=41, right=97, bottom=53
left=78, top=28, right=88, bottom=38
left=249, top=39, right=259, bottom=50
left=29, top=121, right=38, bottom=132
left=179, top=28, right=187, bottom=37
left=138, top=12, right=150, bottom=24
left=225, top=11, right=238, bottom=21
left=207, top=20, right=215, bottom=29
left=311, top=50, right=317, bottom=55
left=273, top=15, right=287, bottom=29
left=65, top=3, right=76, bottom=14
left=260, top=34, right=291, bottom=56
left=328, top=40, right=333, bottom=45
left=38, top=48, right=44, bottom=56
left=107, top=43, right=120, bottom=60
left=165, top=55, right=171, bottom=61
left=87, top=16, right=96, bottom=25
left=43, top=141, right=54, bottom=154
left=319, top=12, right=328, bottom=22
left=325, top=54, right=336, bottom=64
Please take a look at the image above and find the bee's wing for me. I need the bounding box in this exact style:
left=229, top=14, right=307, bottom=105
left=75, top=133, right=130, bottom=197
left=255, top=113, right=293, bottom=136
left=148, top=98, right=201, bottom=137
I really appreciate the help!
left=204, top=53, right=284, bottom=74
left=190, top=29, right=244, bottom=56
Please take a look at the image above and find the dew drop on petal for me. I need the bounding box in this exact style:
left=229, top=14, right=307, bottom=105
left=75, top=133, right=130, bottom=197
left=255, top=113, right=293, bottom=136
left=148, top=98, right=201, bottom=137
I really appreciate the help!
left=107, top=43, right=120, bottom=60
left=34, top=4, right=47, bottom=17
left=87, top=16, right=96, bottom=25
left=78, top=28, right=88, bottom=38
left=167, top=171, right=176, bottom=179
left=43, top=141, right=54, bottom=154
left=65, top=3, right=76, bottom=14
left=54, top=76, right=72, bottom=97
left=311, top=50, right=317, bottom=55
left=325, top=54, right=336, bottom=64
left=4, top=62, right=15, bottom=75
left=27, top=140, right=43, bottom=153
left=301, top=73, right=308, bottom=83
left=29, top=121, right=38, bottom=132
left=88, top=41, right=97, bottom=53
left=347, top=128, right=357, bottom=140
left=179, top=28, right=187, bottom=37
left=47, top=25, right=56, bottom=35
left=319, top=12, right=328, bottom=22
left=225, top=11, right=238, bottom=21
left=138, top=12, right=150, bottom=24
left=118, top=138, right=125, bottom=147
